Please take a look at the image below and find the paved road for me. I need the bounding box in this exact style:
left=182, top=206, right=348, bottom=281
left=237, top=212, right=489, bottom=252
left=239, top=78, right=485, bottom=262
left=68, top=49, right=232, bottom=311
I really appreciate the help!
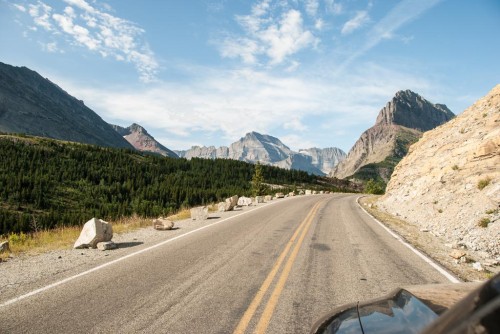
left=0, top=194, right=451, bottom=333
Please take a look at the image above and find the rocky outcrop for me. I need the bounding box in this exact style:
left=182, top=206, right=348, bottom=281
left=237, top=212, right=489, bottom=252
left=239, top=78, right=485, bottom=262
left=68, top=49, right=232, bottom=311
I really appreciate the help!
left=176, top=131, right=345, bottom=176
left=0, top=62, right=132, bottom=149
left=378, top=85, right=500, bottom=262
left=111, top=123, right=178, bottom=158
left=330, top=90, right=454, bottom=181
left=74, top=218, right=113, bottom=249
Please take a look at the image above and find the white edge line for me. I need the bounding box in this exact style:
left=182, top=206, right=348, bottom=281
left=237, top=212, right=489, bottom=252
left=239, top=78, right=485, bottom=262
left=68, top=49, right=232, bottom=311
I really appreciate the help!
left=356, top=196, right=461, bottom=283
left=0, top=198, right=289, bottom=308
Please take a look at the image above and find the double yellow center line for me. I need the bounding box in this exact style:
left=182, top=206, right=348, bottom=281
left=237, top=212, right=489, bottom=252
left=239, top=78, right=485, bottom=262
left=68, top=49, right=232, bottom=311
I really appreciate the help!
left=233, top=201, right=323, bottom=334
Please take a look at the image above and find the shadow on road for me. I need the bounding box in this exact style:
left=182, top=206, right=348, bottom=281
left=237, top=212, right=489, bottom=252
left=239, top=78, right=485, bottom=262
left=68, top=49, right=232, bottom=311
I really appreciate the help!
left=116, top=241, right=144, bottom=249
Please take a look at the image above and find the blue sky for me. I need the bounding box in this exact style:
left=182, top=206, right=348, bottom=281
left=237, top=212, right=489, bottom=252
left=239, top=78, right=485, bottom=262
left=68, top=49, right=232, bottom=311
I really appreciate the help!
left=1, top=0, right=499, bottom=152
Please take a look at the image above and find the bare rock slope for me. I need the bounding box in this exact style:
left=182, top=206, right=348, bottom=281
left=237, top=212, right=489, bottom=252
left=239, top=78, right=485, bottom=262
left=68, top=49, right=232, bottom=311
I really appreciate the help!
left=378, top=85, right=500, bottom=262
left=111, top=123, right=178, bottom=158
left=0, top=62, right=132, bottom=149
left=330, top=90, right=454, bottom=181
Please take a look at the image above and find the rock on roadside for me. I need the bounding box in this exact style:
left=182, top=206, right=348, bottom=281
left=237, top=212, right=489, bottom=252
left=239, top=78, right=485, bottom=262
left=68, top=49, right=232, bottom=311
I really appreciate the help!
left=74, top=218, right=113, bottom=249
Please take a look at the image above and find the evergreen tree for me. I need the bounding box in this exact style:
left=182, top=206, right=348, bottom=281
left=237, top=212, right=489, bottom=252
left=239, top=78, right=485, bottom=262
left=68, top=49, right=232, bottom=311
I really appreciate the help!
left=251, top=162, right=266, bottom=196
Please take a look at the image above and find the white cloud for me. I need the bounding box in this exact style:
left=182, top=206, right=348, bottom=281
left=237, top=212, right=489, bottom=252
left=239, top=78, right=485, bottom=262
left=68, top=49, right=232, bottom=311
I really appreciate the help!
left=39, top=41, right=60, bottom=53
left=13, top=4, right=26, bottom=12
left=305, top=0, right=319, bottom=17
left=341, top=11, right=369, bottom=35
left=51, top=61, right=436, bottom=151
left=314, top=18, right=324, bottom=30
left=262, top=10, right=317, bottom=64
left=325, top=0, right=342, bottom=15
left=19, top=0, right=159, bottom=82
left=28, top=1, right=53, bottom=31
left=220, top=1, right=318, bottom=66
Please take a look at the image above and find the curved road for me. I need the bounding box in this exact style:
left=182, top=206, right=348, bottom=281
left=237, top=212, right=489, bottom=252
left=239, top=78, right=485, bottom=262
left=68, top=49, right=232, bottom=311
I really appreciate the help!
left=0, top=194, right=452, bottom=333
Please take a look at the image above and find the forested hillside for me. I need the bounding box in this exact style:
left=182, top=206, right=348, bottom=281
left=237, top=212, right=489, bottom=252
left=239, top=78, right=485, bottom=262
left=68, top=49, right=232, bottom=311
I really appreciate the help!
left=0, top=134, right=350, bottom=234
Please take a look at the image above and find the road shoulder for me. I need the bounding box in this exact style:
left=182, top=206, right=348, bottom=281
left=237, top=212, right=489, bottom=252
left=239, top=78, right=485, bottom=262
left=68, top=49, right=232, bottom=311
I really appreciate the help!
left=358, top=196, right=492, bottom=282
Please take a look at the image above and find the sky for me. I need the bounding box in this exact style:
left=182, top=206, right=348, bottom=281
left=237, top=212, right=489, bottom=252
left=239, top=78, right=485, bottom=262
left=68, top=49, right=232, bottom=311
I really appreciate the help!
left=1, top=0, right=499, bottom=153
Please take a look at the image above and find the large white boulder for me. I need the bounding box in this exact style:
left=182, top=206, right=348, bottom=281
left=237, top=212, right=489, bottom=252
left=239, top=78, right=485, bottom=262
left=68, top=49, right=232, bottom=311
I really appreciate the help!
left=153, top=217, right=175, bottom=230
left=74, top=218, right=113, bottom=249
left=238, top=197, right=253, bottom=206
left=190, top=206, right=209, bottom=220
left=217, top=202, right=227, bottom=212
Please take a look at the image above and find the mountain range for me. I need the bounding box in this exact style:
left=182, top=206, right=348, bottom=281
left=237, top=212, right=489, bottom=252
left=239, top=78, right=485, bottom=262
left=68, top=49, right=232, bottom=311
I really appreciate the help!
left=0, top=61, right=457, bottom=181
left=0, top=62, right=132, bottom=149
left=175, top=132, right=346, bottom=176
left=330, top=90, right=455, bottom=183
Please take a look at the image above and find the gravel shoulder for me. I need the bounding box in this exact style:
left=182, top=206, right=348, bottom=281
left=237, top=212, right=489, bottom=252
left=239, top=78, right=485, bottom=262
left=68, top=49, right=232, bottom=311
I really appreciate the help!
left=359, top=195, right=497, bottom=282
left=0, top=202, right=273, bottom=305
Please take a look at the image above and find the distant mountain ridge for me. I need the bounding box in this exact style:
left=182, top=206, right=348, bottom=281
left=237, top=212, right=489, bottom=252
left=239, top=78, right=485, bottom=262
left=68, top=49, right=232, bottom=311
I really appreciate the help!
left=176, top=132, right=346, bottom=175
left=111, top=123, right=178, bottom=158
left=330, top=90, right=454, bottom=182
left=0, top=62, right=132, bottom=149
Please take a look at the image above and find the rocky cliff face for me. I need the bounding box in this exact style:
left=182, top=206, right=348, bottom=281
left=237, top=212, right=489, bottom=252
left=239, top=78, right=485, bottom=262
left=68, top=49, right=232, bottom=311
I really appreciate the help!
left=299, top=147, right=346, bottom=175
left=330, top=90, right=454, bottom=181
left=176, top=131, right=345, bottom=175
left=0, top=62, right=132, bottom=149
left=111, top=123, right=178, bottom=158
left=378, top=85, right=500, bottom=263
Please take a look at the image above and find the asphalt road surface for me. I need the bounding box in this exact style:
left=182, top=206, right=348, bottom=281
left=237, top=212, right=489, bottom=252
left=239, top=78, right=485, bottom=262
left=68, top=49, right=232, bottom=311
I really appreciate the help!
left=0, top=194, right=452, bottom=333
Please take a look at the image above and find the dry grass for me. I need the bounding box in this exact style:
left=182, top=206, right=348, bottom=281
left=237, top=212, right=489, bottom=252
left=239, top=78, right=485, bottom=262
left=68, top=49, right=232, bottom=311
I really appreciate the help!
left=1, top=226, right=81, bottom=261
left=0, top=211, right=189, bottom=261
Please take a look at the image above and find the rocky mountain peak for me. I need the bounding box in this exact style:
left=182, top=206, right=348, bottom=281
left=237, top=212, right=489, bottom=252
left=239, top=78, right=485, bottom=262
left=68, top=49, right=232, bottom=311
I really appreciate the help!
left=376, top=89, right=454, bottom=131
left=128, top=123, right=146, bottom=133
left=110, top=123, right=178, bottom=158
left=331, top=90, right=454, bottom=181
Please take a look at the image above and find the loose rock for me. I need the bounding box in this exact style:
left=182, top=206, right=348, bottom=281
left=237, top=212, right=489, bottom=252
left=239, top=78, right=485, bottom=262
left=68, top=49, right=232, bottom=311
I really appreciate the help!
left=153, top=218, right=174, bottom=230
left=97, top=241, right=117, bottom=251
left=472, top=262, right=484, bottom=271
left=0, top=241, right=10, bottom=253
left=238, top=197, right=253, bottom=206
left=190, top=206, right=209, bottom=220
left=449, top=249, right=466, bottom=259
left=74, top=218, right=113, bottom=249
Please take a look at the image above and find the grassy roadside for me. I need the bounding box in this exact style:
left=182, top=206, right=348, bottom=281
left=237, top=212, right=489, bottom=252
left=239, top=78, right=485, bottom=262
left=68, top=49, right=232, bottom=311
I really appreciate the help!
left=0, top=206, right=219, bottom=262
left=358, top=195, right=491, bottom=282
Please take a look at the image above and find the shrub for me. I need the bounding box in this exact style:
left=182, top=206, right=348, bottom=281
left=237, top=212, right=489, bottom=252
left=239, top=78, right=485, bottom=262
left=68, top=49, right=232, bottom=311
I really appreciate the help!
left=8, top=232, right=28, bottom=245
left=478, top=217, right=490, bottom=228
left=477, top=178, right=491, bottom=190
left=364, top=179, right=385, bottom=195
left=451, top=165, right=459, bottom=171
